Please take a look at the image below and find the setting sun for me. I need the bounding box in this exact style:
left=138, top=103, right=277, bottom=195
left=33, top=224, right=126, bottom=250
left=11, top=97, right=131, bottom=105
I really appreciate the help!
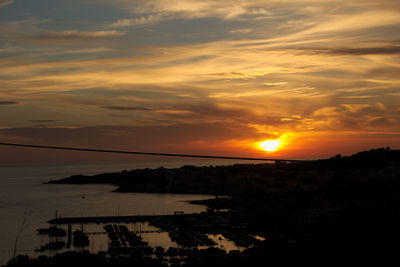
left=258, top=140, right=281, bottom=152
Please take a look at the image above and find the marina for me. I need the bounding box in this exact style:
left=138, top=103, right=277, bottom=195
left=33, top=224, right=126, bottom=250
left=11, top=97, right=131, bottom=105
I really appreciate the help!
left=0, top=162, right=218, bottom=265
left=25, top=209, right=256, bottom=267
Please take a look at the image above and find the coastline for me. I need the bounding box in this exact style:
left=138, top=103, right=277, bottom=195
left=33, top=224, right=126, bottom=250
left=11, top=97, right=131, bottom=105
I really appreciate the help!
left=4, top=148, right=400, bottom=266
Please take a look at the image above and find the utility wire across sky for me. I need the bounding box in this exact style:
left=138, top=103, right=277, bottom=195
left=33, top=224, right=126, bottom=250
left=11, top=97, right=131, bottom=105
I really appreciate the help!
left=0, top=142, right=305, bottom=162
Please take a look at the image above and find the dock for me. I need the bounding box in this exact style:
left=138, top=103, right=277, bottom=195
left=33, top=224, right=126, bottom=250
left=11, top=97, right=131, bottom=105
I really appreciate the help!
left=47, top=213, right=192, bottom=225
left=86, top=230, right=166, bottom=235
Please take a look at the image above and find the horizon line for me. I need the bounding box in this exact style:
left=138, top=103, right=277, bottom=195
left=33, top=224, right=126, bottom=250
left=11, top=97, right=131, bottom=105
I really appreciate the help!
left=0, top=142, right=306, bottom=162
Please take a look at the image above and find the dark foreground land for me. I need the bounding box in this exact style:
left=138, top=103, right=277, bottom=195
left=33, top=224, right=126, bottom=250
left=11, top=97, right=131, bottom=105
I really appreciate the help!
left=5, top=148, right=400, bottom=266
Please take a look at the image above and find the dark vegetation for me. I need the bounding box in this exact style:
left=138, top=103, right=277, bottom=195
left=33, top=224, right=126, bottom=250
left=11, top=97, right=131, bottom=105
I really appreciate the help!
left=6, top=148, right=400, bottom=266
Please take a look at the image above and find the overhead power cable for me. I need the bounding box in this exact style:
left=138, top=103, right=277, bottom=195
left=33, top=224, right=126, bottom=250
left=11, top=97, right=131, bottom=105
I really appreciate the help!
left=0, top=142, right=305, bottom=162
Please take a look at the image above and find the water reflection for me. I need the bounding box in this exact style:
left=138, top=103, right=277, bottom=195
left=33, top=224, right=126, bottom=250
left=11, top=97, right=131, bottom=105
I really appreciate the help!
left=34, top=222, right=251, bottom=260
left=206, top=234, right=247, bottom=252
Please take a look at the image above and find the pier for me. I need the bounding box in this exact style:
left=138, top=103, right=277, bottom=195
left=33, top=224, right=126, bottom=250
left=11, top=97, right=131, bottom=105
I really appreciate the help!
left=47, top=213, right=196, bottom=225
left=86, top=230, right=166, bottom=235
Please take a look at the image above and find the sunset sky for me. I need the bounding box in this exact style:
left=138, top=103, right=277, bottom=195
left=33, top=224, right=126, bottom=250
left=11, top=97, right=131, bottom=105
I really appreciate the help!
left=1, top=0, right=400, bottom=163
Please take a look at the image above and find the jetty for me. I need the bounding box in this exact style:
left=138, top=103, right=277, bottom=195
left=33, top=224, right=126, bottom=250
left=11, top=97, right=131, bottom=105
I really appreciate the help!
left=48, top=213, right=195, bottom=225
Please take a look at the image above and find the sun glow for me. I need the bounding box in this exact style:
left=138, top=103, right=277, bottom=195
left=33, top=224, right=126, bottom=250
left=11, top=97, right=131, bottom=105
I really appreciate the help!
left=258, top=140, right=281, bottom=152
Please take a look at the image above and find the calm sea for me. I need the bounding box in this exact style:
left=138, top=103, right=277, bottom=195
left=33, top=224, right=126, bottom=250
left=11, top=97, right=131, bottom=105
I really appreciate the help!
left=0, top=158, right=253, bottom=265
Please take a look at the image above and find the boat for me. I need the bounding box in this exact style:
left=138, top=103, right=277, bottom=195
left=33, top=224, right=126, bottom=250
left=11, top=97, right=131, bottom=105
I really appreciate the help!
left=37, top=210, right=66, bottom=237
left=36, top=241, right=65, bottom=251
left=36, top=226, right=66, bottom=237
left=66, top=224, right=72, bottom=248
left=73, top=230, right=89, bottom=247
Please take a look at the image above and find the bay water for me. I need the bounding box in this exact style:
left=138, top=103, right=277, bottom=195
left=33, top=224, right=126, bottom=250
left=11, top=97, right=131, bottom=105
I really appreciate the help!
left=0, top=158, right=247, bottom=265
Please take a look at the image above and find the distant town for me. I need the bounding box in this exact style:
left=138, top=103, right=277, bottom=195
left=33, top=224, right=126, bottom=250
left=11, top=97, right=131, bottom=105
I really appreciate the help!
left=5, top=148, right=400, bottom=266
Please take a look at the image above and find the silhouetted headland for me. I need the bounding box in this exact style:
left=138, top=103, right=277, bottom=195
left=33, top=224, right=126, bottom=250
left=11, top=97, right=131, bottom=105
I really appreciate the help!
left=6, top=148, right=400, bottom=266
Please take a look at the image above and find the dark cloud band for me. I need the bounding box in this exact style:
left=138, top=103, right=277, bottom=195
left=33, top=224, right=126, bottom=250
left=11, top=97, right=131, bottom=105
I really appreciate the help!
left=0, top=101, right=19, bottom=105
left=101, top=106, right=152, bottom=111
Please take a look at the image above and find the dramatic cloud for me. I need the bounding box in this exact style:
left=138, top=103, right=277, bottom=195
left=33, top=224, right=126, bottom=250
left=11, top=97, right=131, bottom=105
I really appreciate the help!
left=310, top=103, right=400, bottom=132
left=1, top=0, right=400, bottom=162
left=106, top=0, right=274, bottom=28
left=0, top=123, right=264, bottom=155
